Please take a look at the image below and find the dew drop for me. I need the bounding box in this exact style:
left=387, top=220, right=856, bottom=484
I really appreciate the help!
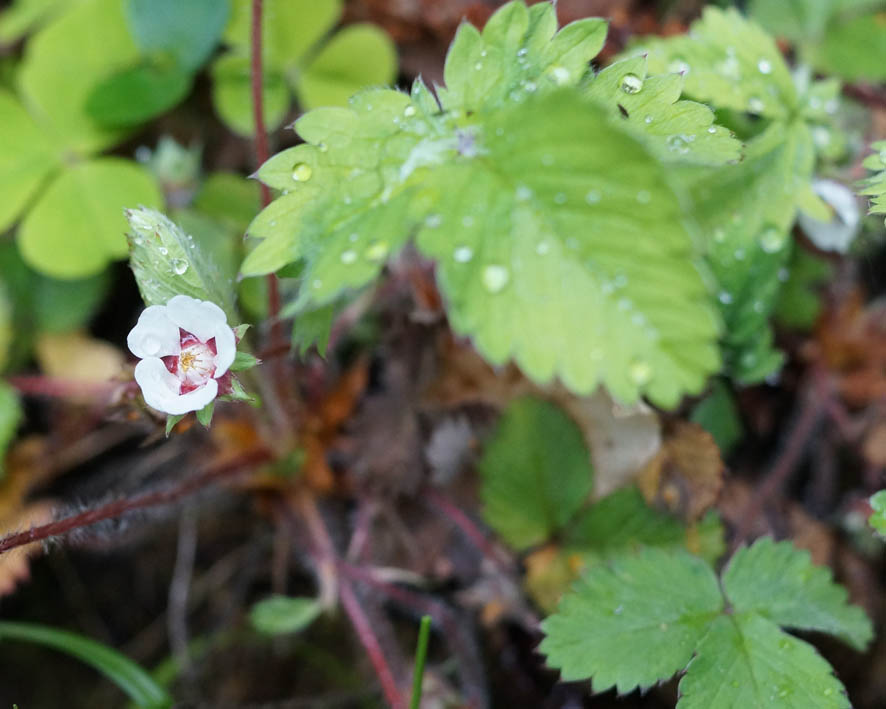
left=666, top=134, right=691, bottom=155
left=748, top=97, right=765, bottom=114
left=758, top=226, right=787, bottom=253
left=462, top=215, right=475, bottom=228
left=482, top=264, right=510, bottom=293
left=536, top=241, right=550, bottom=255
left=629, top=359, right=653, bottom=385
left=454, top=246, right=473, bottom=263
left=158, top=246, right=168, bottom=256
left=403, top=105, right=416, bottom=117
left=585, top=190, right=601, bottom=204
left=133, top=235, right=144, bottom=246
left=340, top=249, right=357, bottom=264
left=734, top=248, right=746, bottom=261
left=317, top=142, right=328, bottom=152
left=718, top=290, right=733, bottom=305
left=613, top=605, right=624, bottom=615
left=312, top=279, right=322, bottom=289
left=636, top=190, right=651, bottom=204
left=474, top=61, right=483, bottom=71
left=621, top=73, right=643, bottom=94
left=554, top=192, right=567, bottom=204
left=778, top=267, right=789, bottom=282
left=425, top=214, right=442, bottom=228
left=172, top=258, right=189, bottom=275
left=516, top=184, right=533, bottom=201
left=517, top=48, right=528, bottom=57
left=707, top=126, right=717, bottom=134
left=292, top=162, right=313, bottom=181
left=668, top=58, right=690, bottom=74
left=713, top=228, right=726, bottom=243
left=550, top=66, right=570, bottom=85
left=644, top=115, right=653, bottom=124
left=349, top=232, right=359, bottom=242
left=757, top=58, right=772, bottom=74
left=541, top=153, right=554, bottom=166
left=823, top=688, right=834, bottom=697
left=523, top=80, right=537, bottom=93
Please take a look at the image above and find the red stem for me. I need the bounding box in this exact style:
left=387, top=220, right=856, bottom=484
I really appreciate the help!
left=249, top=0, right=282, bottom=332
left=423, top=488, right=511, bottom=569
left=0, top=449, right=272, bottom=556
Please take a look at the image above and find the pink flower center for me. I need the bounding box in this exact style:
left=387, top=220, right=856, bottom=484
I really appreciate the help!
left=162, top=329, right=218, bottom=394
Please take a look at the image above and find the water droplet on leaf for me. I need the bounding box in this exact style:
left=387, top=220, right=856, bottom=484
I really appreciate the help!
left=171, top=258, right=188, bottom=275
left=482, top=264, right=509, bottom=293
left=292, top=163, right=313, bottom=181
left=621, top=73, right=643, bottom=94
left=454, top=246, right=473, bottom=263
left=365, top=242, right=389, bottom=262
left=758, top=226, right=787, bottom=253
left=341, top=250, right=357, bottom=264
left=757, top=58, right=772, bottom=74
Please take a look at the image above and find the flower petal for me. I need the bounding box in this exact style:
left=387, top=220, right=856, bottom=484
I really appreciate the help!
left=135, top=357, right=219, bottom=415
left=166, top=295, right=228, bottom=342
left=127, top=305, right=180, bottom=359
left=212, top=321, right=236, bottom=376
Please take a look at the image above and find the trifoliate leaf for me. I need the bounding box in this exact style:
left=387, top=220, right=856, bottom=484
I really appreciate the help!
left=679, top=614, right=850, bottom=709
left=722, top=537, right=873, bottom=651
left=249, top=596, right=322, bottom=636
left=295, top=24, right=397, bottom=110
left=682, top=121, right=816, bottom=384
left=86, top=61, right=193, bottom=128
left=0, top=89, right=59, bottom=233
left=585, top=56, right=741, bottom=166
left=0, top=381, right=22, bottom=478
left=869, top=490, right=886, bottom=538
left=127, top=207, right=236, bottom=318
left=210, top=53, right=290, bottom=137
left=689, top=379, right=743, bottom=455
left=19, top=159, right=162, bottom=279
left=126, top=0, right=230, bottom=72
left=540, top=548, right=723, bottom=693
left=640, top=7, right=798, bottom=120
left=438, top=1, right=606, bottom=113
left=17, top=0, right=140, bottom=154
left=480, top=396, right=592, bottom=550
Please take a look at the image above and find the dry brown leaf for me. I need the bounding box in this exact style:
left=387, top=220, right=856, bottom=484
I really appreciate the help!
left=36, top=332, right=124, bottom=383
left=863, top=421, right=886, bottom=467
left=637, top=421, right=723, bottom=521
left=0, top=501, right=53, bottom=597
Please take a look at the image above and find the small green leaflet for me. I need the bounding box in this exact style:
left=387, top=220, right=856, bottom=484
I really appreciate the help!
left=247, top=1, right=722, bottom=407
left=640, top=7, right=798, bottom=120
left=249, top=596, right=322, bottom=636
left=584, top=55, right=740, bottom=166
left=679, top=614, right=849, bottom=709
left=859, top=140, right=886, bottom=220
left=127, top=207, right=237, bottom=319
left=541, top=537, right=871, bottom=705
left=869, top=490, right=886, bottom=538
left=0, top=381, right=22, bottom=478
left=479, top=397, right=592, bottom=549
left=540, top=548, right=724, bottom=692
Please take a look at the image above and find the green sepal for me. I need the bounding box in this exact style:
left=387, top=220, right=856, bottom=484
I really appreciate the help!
left=196, top=401, right=214, bottom=428
left=218, top=376, right=257, bottom=405
left=165, top=413, right=185, bottom=437
left=232, top=323, right=251, bottom=341
left=230, top=351, right=260, bottom=371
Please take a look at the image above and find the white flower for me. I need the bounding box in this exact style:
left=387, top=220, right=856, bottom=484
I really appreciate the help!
left=127, top=295, right=236, bottom=415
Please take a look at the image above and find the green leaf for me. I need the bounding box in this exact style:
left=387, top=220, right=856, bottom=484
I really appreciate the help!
left=17, top=0, right=141, bottom=154
left=86, top=61, right=193, bottom=128
left=295, top=23, right=397, bottom=109
left=292, top=301, right=339, bottom=357
left=210, top=53, right=290, bottom=136
left=682, top=121, right=815, bottom=384
left=689, top=379, right=742, bottom=455
left=0, top=381, right=22, bottom=477
left=196, top=400, right=214, bottom=428
left=774, top=248, right=833, bottom=330
left=32, top=270, right=111, bottom=333
left=815, top=11, right=886, bottom=81
left=540, top=548, right=723, bottom=692
left=19, top=158, right=162, bottom=279
left=126, top=207, right=237, bottom=318
left=439, top=1, right=607, bottom=113
left=479, top=396, right=592, bottom=550
left=722, top=537, right=873, bottom=651
left=0, top=0, right=68, bottom=43
left=0, top=89, right=60, bottom=233
left=193, top=172, right=260, bottom=233
left=641, top=7, right=798, bottom=120
left=747, top=0, right=834, bottom=42
left=859, top=140, right=886, bottom=219
left=126, top=0, right=230, bottom=72
left=585, top=56, right=741, bottom=166
left=0, top=621, right=172, bottom=708
left=165, top=414, right=185, bottom=437
left=0, top=282, right=10, bottom=372
left=249, top=595, right=322, bottom=635
left=869, top=490, right=886, bottom=538
left=678, top=614, right=850, bottom=709
left=230, top=351, right=260, bottom=371
left=223, top=0, right=341, bottom=70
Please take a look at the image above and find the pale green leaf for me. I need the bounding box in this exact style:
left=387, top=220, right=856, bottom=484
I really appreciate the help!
left=193, top=172, right=260, bottom=233
left=859, top=140, right=886, bottom=218
left=295, top=24, right=397, bottom=110
left=439, top=1, right=606, bottom=113
left=0, top=0, right=67, bottom=43
left=210, top=53, right=290, bottom=136
left=641, top=7, right=797, bottom=120
left=292, top=301, right=338, bottom=357
left=722, top=537, right=873, bottom=651
left=250, top=596, right=322, bottom=636
left=19, top=158, right=162, bottom=279
left=126, top=0, right=230, bottom=72
left=0, top=621, right=172, bottom=708
left=223, top=0, right=341, bottom=70
left=678, top=614, right=850, bottom=709
left=540, top=548, right=723, bottom=693
left=747, top=0, right=834, bottom=41
left=0, top=380, right=21, bottom=478
left=32, top=271, right=110, bottom=333
left=586, top=56, right=741, bottom=166
left=815, top=12, right=886, bottom=81
left=0, top=89, right=59, bottom=232
left=774, top=248, right=833, bottom=330
left=17, top=0, right=141, bottom=154
left=416, top=91, right=721, bottom=406
left=86, top=61, right=193, bottom=128
left=869, top=490, right=886, bottom=538
left=479, top=396, right=592, bottom=550
left=127, top=207, right=236, bottom=318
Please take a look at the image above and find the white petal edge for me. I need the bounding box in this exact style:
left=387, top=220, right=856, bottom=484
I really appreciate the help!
left=166, top=295, right=228, bottom=343
left=212, top=321, right=236, bottom=376
left=127, top=305, right=181, bottom=359
left=134, top=357, right=219, bottom=415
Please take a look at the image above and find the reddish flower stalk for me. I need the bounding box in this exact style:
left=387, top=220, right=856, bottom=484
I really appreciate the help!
left=0, top=449, right=272, bottom=556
